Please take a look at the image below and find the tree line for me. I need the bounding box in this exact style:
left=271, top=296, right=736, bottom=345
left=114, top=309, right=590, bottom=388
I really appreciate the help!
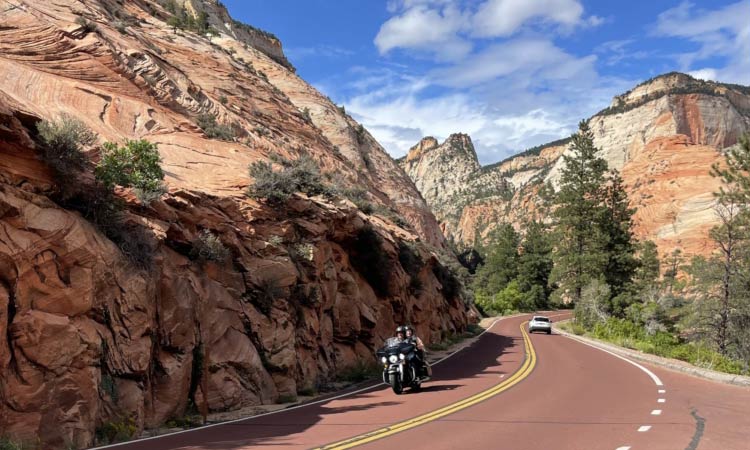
left=472, top=122, right=750, bottom=374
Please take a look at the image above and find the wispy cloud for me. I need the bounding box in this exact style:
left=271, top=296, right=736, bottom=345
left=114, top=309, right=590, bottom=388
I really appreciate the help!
left=654, top=0, right=750, bottom=84
left=286, top=45, right=355, bottom=61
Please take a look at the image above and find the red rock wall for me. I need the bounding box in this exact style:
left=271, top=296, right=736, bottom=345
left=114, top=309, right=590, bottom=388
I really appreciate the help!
left=0, top=159, right=471, bottom=448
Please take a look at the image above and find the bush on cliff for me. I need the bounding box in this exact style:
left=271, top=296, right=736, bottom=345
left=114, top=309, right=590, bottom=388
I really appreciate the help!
left=190, top=230, right=229, bottom=263
left=247, top=153, right=327, bottom=204
left=36, top=114, right=97, bottom=175
left=196, top=113, right=236, bottom=141
left=96, top=139, right=166, bottom=204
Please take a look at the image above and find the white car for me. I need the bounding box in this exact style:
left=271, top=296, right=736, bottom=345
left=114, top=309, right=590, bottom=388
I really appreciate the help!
left=528, top=316, right=552, bottom=334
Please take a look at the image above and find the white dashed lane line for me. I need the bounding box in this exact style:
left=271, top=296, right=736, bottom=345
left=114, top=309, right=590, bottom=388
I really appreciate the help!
left=658, top=389, right=666, bottom=394
left=651, top=409, right=662, bottom=415
left=658, top=398, right=666, bottom=403
left=615, top=447, right=631, bottom=450
left=638, top=425, right=652, bottom=432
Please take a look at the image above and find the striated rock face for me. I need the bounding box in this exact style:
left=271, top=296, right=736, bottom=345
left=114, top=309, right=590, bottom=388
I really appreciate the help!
left=0, top=1, right=470, bottom=447
left=400, top=134, right=510, bottom=242
left=402, top=73, right=750, bottom=257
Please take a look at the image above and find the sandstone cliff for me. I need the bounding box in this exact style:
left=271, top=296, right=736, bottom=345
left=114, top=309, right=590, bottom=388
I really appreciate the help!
left=0, top=1, right=470, bottom=447
left=401, top=73, right=750, bottom=258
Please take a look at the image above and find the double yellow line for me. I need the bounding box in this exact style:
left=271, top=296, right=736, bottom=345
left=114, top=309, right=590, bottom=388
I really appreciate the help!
left=314, top=323, right=537, bottom=450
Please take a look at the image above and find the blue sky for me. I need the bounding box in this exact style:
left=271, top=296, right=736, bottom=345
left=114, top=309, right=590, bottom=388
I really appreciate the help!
left=223, top=0, right=750, bottom=165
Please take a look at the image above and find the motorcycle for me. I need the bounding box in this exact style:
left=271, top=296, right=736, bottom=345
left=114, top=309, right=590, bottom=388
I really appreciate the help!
left=376, top=337, right=430, bottom=394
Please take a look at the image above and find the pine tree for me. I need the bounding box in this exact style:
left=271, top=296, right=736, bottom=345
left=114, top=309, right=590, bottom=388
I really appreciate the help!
left=663, top=248, right=683, bottom=293
left=472, top=223, right=519, bottom=296
left=634, top=240, right=660, bottom=290
left=600, top=169, right=638, bottom=301
left=550, top=121, right=609, bottom=303
left=517, top=220, right=553, bottom=309
left=702, top=135, right=750, bottom=361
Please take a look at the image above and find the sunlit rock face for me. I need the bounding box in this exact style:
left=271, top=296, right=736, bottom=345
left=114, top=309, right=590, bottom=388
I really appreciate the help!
left=0, top=1, right=471, bottom=447
left=402, top=73, right=750, bottom=258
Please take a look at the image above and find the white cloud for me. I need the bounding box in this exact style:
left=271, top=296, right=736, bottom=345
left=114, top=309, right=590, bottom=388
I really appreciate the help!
left=471, top=0, right=584, bottom=38
left=375, top=0, right=601, bottom=58
left=688, top=68, right=720, bottom=81
left=374, top=4, right=471, bottom=61
left=654, top=0, right=750, bottom=84
left=430, top=38, right=596, bottom=87
left=337, top=0, right=629, bottom=164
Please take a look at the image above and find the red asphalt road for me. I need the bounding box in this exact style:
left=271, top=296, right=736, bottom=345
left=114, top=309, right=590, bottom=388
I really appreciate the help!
left=99, top=313, right=750, bottom=450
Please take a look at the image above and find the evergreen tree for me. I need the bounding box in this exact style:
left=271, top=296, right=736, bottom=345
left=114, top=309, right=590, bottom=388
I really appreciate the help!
left=517, top=220, right=553, bottom=308
left=472, top=223, right=519, bottom=296
left=634, top=240, right=660, bottom=290
left=550, top=121, right=609, bottom=303
left=700, top=135, right=750, bottom=361
left=600, top=169, right=639, bottom=300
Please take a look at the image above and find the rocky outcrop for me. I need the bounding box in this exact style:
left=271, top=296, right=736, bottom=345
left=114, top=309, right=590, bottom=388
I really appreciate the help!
left=0, top=1, right=471, bottom=447
left=402, top=73, right=750, bottom=258
left=400, top=134, right=512, bottom=241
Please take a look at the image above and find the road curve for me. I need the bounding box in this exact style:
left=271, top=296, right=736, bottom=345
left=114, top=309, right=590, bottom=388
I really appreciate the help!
left=96, top=313, right=750, bottom=450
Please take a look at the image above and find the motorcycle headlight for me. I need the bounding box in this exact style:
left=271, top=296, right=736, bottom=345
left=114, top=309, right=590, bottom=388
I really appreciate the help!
left=381, top=356, right=387, bottom=364
left=388, top=355, right=398, bottom=364
left=399, top=353, right=405, bottom=360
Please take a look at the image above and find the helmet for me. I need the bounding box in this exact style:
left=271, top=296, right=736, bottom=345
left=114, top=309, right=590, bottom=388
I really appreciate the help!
left=396, top=325, right=407, bottom=335
left=404, top=325, right=413, bottom=334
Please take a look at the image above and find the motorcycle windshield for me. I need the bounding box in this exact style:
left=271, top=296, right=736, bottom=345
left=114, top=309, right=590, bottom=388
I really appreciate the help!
left=383, top=337, right=402, bottom=348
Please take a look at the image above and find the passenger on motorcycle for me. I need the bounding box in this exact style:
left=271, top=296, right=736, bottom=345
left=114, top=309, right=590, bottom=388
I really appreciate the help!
left=405, top=326, right=430, bottom=378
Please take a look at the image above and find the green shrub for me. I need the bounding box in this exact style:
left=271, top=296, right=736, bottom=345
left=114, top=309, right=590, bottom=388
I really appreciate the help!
left=196, top=114, right=236, bottom=140
left=276, top=393, right=298, bottom=404
left=112, top=20, right=128, bottom=34
left=36, top=114, right=96, bottom=175
left=334, top=186, right=373, bottom=213
left=164, top=415, right=202, bottom=429
left=300, top=107, right=312, bottom=122
left=76, top=16, right=98, bottom=33
left=190, top=230, right=229, bottom=262
left=219, top=95, right=228, bottom=104
left=95, top=417, right=137, bottom=445
left=432, top=262, right=462, bottom=300
left=100, top=374, right=118, bottom=404
left=0, top=438, right=30, bottom=450
left=96, top=139, right=165, bottom=204
left=246, top=154, right=327, bottom=204
left=398, top=241, right=424, bottom=278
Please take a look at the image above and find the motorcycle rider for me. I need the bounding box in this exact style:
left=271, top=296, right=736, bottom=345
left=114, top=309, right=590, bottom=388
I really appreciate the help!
left=395, top=325, right=407, bottom=343
left=405, top=325, right=430, bottom=378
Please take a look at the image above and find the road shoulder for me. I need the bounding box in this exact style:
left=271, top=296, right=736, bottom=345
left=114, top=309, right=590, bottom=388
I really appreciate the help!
left=553, top=322, right=750, bottom=388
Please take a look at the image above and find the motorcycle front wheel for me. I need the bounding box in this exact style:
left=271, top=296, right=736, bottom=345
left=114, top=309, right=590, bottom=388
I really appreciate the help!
left=389, top=373, right=403, bottom=395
